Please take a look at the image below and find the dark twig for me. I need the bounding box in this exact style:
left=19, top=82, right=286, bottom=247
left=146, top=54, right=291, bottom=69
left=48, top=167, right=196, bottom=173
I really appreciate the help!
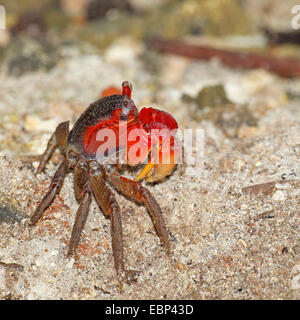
left=264, top=29, right=300, bottom=45
left=150, top=36, right=300, bottom=78
left=242, top=179, right=300, bottom=197
left=252, top=210, right=275, bottom=222
left=242, top=181, right=276, bottom=196
left=0, top=261, right=24, bottom=270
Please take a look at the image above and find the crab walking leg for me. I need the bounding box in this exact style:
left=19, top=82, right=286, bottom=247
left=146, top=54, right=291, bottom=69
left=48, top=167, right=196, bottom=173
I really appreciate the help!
left=30, top=159, right=69, bottom=225
left=73, top=160, right=89, bottom=203
left=67, top=163, right=92, bottom=256
left=36, top=121, right=69, bottom=175
left=67, top=185, right=92, bottom=256
left=90, top=174, right=124, bottom=272
left=108, top=173, right=170, bottom=251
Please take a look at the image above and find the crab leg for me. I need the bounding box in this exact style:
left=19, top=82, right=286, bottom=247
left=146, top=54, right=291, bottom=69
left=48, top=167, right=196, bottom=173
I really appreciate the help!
left=90, top=171, right=124, bottom=272
left=67, top=187, right=92, bottom=256
left=73, top=160, right=89, bottom=203
left=108, top=173, right=169, bottom=251
left=67, top=163, right=92, bottom=256
left=36, top=121, right=69, bottom=175
left=30, top=159, right=69, bottom=225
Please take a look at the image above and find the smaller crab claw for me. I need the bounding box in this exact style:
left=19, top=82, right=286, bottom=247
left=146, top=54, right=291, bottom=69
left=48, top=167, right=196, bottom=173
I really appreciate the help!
left=134, top=107, right=180, bottom=183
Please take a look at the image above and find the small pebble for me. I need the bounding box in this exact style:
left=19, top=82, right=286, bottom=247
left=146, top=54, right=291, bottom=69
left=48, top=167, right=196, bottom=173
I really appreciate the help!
left=238, top=239, right=247, bottom=248
left=175, top=263, right=185, bottom=273
left=272, top=190, right=285, bottom=201
left=275, top=183, right=290, bottom=190
left=51, top=250, right=58, bottom=256
left=35, top=259, right=43, bottom=267
left=66, top=258, right=75, bottom=269
left=24, top=115, right=57, bottom=132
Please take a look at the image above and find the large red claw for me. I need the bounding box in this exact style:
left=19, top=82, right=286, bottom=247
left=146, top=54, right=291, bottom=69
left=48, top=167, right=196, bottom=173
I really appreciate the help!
left=138, top=107, right=178, bottom=132
left=135, top=107, right=180, bottom=182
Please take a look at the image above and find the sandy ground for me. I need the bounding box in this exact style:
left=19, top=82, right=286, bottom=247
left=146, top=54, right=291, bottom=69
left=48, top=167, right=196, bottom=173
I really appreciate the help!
left=0, top=39, right=300, bottom=300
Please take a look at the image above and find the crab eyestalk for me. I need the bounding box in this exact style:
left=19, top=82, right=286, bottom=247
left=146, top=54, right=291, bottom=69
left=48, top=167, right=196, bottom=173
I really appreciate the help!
left=134, top=107, right=180, bottom=182
left=122, top=81, right=132, bottom=98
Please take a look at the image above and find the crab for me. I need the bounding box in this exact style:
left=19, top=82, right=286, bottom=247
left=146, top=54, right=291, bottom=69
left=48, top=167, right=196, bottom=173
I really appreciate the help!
left=30, top=81, right=179, bottom=277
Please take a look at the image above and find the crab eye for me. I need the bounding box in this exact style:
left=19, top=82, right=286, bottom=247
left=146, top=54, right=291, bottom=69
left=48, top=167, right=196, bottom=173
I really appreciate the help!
left=121, top=97, right=134, bottom=120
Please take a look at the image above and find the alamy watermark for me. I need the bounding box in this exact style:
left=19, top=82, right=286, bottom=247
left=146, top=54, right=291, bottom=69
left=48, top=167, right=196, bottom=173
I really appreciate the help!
left=93, top=126, right=204, bottom=178
left=0, top=5, right=5, bottom=30
left=291, top=5, right=300, bottom=29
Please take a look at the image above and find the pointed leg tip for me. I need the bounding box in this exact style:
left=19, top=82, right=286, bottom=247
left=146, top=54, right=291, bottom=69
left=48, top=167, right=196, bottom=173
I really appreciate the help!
left=35, top=167, right=42, bottom=176
left=160, top=236, right=171, bottom=254
left=66, top=245, right=76, bottom=257
left=164, top=243, right=171, bottom=254
left=118, top=268, right=140, bottom=285
left=66, top=250, right=73, bottom=258
left=166, top=246, right=171, bottom=256
left=29, top=215, right=38, bottom=226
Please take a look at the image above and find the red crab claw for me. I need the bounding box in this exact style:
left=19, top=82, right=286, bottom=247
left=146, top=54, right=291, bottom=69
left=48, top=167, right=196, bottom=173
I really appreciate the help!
left=134, top=106, right=180, bottom=182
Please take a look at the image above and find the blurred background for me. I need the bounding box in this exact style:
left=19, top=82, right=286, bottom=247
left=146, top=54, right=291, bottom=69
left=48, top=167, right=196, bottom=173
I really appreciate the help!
left=1, top=0, right=300, bottom=77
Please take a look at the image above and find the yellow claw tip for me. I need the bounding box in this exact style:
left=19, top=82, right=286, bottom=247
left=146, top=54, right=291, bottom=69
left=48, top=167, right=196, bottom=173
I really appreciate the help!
left=134, top=162, right=155, bottom=182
